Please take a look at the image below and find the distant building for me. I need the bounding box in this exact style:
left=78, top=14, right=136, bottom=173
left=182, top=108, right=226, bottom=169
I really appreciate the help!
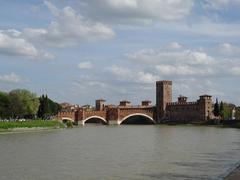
left=95, top=99, right=106, bottom=111
left=235, top=108, right=240, bottom=120
left=60, top=102, right=72, bottom=109
left=81, top=104, right=94, bottom=111
left=141, top=100, right=152, bottom=106
left=232, top=107, right=236, bottom=120
left=119, top=100, right=131, bottom=107
left=60, top=102, right=77, bottom=111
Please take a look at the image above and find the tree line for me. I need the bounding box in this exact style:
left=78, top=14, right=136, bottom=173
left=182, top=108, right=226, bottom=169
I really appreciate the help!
left=0, top=89, right=61, bottom=119
left=213, top=98, right=239, bottom=120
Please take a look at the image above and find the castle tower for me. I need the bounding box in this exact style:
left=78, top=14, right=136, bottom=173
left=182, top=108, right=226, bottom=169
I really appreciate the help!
left=199, top=95, right=213, bottom=121
left=178, top=95, right=187, bottom=103
left=156, top=81, right=172, bottom=122
left=95, top=99, right=106, bottom=111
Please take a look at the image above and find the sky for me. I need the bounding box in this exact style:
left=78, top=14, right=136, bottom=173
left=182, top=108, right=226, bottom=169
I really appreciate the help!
left=0, top=0, right=240, bottom=106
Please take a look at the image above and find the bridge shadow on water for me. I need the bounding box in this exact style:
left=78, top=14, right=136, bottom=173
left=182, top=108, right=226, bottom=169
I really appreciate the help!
left=121, top=115, right=154, bottom=125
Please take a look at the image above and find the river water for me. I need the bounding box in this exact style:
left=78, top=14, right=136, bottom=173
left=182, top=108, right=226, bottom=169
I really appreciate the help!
left=0, top=125, right=240, bottom=180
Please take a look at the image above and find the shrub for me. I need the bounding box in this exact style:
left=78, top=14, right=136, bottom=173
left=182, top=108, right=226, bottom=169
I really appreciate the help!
left=66, top=121, right=73, bottom=128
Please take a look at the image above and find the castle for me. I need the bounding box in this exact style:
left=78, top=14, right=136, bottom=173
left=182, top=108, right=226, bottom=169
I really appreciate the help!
left=58, top=80, right=213, bottom=124
left=156, top=81, right=213, bottom=123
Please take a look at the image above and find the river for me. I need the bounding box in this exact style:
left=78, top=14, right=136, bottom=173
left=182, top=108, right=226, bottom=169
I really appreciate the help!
left=0, top=125, right=240, bottom=180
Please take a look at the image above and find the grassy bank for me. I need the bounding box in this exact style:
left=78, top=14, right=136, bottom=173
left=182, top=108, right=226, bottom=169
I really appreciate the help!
left=0, top=120, right=64, bottom=130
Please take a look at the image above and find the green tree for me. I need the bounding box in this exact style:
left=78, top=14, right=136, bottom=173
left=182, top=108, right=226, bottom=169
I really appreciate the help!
left=219, top=101, right=224, bottom=118
left=0, top=91, right=10, bottom=118
left=38, top=95, right=48, bottom=118
left=236, top=107, right=240, bottom=120
left=223, top=103, right=234, bottom=120
left=37, top=95, right=61, bottom=119
left=213, top=98, right=220, bottom=117
left=9, top=89, right=40, bottom=118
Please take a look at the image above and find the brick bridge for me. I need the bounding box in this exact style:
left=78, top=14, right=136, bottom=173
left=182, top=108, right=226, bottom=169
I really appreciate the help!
left=57, top=100, right=156, bottom=125
left=57, top=80, right=214, bottom=124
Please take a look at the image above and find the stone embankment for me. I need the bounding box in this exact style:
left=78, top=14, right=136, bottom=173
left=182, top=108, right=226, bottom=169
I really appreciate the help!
left=224, top=165, right=240, bottom=180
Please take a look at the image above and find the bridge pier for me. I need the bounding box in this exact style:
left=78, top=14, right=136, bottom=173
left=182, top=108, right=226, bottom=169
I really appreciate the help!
left=108, top=120, right=120, bottom=125
left=79, top=120, right=85, bottom=126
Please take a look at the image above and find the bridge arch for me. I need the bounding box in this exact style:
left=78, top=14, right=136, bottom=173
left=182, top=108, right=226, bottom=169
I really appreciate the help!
left=61, top=117, right=74, bottom=122
left=82, top=116, right=107, bottom=125
left=119, top=113, right=156, bottom=125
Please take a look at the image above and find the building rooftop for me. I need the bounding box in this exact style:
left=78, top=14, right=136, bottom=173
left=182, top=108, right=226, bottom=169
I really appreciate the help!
left=120, top=100, right=131, bottom=103
left=96, top=99, right=106, bottom=102
left=178, top=95, right=187, bottom=98
left=200, top=95, right=212, bottom=97
left=142, top=100, right=152, bottom=102
left=156, top=80, right=172, bottom=85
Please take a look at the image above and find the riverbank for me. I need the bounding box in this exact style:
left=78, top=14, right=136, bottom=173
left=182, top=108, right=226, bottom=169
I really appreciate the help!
left=162, top=120, right=240, bottom=129
left=0, top=120, right=64, bottom=132
left=0, top=127, right=64, bottom=134
left=225, top=165, right=240, bottom=180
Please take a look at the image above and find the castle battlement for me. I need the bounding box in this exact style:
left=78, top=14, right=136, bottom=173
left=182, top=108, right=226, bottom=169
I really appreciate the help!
left=156, top=80, right=172, bottom=85
left=59, top=111, right=75, bottom=114
left=167, top=102, right=198, bottom=106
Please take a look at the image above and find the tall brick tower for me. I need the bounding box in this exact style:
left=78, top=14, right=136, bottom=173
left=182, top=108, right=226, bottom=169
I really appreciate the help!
left=95, top=99, right=106, bottom=111
left=199, top=95, right=213, bottom=121
left=156, top=81, right=172, bottom=122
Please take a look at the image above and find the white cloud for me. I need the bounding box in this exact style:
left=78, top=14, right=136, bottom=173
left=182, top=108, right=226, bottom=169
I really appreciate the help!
left=126, top=45, right=240, bottom=80
left=137, top=71, right=159, bottom=84
left=23, top=1, right=115, bottom=47
left=217, top=43, right=240, bottom=56
left=202, top=0, right=240, bottom=10
left=78, top=0, right=194, bottom=24
left=1, top=29, right=22, bottom=37
left=167, top=42, right=183, bottom=49
left=156, top=65, right=215, bottom=76
left=188, top=20, right=240, bottom=37
left=0, top=31, right=53, bottom=59
left=108, top=65, right=159, bottom=84
left=0, top=73, right=23, bottom=84
left=103, top=0, right=138, bottom=9
left=78, top=61, right=93, bottom=69
left=173, top=78, right=224, bottom=100
left=128, top=48, right=216, bottom=66
left=154, top=19, right=240, bottom=38
left=231, top=67, right=240, bottom=75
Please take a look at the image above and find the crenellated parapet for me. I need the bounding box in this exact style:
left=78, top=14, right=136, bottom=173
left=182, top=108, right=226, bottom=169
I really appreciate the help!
left=56, top=110, right=76, bottom=122
left=167, top=102, right=198, bottom=106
